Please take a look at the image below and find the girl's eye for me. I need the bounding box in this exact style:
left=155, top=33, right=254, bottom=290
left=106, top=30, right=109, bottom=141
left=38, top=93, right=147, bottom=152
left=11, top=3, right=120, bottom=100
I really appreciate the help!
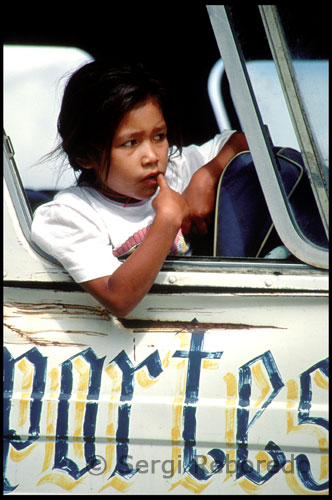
left=122, top=139, right=137, bottom=147
left=154, top=133, right=166, bottom=141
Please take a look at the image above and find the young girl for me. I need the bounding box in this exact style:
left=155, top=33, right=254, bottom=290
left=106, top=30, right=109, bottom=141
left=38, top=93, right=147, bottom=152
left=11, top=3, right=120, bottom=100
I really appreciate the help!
left=31, top=60, right=248, bottom=317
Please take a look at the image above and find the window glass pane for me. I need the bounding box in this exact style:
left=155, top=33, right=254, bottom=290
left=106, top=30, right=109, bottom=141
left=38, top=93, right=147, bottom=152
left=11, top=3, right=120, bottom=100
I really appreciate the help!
left=207, top=5, right=328, bottom=265
left=225, top=5, right=328, bottom=177
left=225, top=5, right=300, bottom=151
left=277, top=6, right=328, bottom=183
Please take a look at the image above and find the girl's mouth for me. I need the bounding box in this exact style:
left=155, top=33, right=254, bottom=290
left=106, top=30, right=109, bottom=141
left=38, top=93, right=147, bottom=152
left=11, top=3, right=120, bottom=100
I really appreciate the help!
left=142, top=172, right=160, bottom=185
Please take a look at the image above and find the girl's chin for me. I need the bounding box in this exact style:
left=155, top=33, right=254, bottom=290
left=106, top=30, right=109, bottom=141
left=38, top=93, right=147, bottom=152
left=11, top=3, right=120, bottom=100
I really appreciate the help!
left=136, top=184, right=159, bottom=200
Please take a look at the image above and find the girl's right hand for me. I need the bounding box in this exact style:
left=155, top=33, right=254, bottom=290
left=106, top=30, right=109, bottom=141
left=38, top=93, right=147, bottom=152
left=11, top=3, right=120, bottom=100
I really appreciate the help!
left=152, top=174, right=189, bottom=229
left=81, top=174, right=189, bottom=318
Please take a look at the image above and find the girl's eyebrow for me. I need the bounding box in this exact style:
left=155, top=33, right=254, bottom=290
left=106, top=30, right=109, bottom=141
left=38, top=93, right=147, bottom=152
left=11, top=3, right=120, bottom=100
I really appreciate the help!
left=117, top=124, right=167, bottom=143
left=151, top=125, right=167, bottom=136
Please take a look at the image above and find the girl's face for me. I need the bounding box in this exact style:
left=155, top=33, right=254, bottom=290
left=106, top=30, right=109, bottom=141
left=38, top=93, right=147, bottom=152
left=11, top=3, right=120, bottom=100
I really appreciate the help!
left=100, top=97, right=169, bottom=201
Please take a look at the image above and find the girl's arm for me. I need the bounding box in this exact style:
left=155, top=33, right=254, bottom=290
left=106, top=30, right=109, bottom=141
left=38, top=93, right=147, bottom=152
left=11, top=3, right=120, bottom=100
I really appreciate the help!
left=80, top=174, right=188, bottom=317
left=181, top=131, right=249, bottom=235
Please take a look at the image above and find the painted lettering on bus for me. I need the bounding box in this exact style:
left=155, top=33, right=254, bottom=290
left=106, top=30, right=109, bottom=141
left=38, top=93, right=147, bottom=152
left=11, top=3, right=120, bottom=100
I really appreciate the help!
left=3, top=330, right=329, bottom=494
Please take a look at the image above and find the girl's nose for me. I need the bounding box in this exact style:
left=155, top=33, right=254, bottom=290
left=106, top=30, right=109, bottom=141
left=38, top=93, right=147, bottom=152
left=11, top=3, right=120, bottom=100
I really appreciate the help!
left=141, top=141, right=158, bottom=165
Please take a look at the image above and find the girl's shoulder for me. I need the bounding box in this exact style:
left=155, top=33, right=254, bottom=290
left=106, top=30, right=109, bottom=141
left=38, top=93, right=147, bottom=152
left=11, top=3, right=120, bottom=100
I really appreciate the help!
left=53, top=185, right=93, bottom=203
left=32, top=186, right=104, bottom=225
left=50, top=185, right=109, bottom=212
left=31, top=185, right=110, bottom=240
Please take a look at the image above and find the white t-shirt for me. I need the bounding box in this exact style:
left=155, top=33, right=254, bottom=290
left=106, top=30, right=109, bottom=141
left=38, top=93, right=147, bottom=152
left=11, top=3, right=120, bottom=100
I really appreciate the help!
left=31, top=132, right=234, bottom=282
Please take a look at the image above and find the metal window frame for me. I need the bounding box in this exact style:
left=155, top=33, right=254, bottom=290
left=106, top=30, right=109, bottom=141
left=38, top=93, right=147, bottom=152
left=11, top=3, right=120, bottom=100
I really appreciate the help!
left=4, top=131, right=60, bottom=265
left=206, top=5, right=328, bottom=270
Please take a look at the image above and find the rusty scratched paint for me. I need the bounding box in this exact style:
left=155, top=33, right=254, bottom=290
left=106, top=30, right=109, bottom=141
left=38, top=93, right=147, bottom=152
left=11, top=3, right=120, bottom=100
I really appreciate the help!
left=3, top=301, right=111, bottom=320
left=118, top=318, right=285, bottom=332
left=4, top=300, right=285, bottom=349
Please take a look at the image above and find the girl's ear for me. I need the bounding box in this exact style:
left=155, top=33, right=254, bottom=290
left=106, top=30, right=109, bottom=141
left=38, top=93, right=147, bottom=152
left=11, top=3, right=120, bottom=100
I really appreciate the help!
left=76, top=158, right=95, bottom=169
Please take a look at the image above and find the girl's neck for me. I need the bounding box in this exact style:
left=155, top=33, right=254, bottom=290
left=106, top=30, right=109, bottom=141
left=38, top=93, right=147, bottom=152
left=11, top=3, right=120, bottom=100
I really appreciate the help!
left=83, top=183, right=138, bottom=207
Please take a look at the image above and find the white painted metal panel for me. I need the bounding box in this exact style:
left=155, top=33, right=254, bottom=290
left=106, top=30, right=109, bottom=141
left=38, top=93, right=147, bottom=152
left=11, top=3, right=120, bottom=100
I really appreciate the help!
left=4, top=286, right=328, bottom=494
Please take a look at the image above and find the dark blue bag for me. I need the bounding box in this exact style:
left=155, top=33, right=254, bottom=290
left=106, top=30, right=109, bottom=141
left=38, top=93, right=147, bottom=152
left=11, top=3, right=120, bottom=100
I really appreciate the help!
left=214, top=147, right=328, bottom=258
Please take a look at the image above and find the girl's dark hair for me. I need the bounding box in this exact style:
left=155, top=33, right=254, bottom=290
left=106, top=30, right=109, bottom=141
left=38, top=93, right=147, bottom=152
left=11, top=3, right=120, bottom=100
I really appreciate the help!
left=56, top=60, right=182, bottom=186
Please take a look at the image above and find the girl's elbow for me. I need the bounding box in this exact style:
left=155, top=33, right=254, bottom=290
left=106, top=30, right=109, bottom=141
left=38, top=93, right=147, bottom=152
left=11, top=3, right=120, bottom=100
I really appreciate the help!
left=80, top=277, right=136, bottom=318
left=102, top=295, right=135, bottom=318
